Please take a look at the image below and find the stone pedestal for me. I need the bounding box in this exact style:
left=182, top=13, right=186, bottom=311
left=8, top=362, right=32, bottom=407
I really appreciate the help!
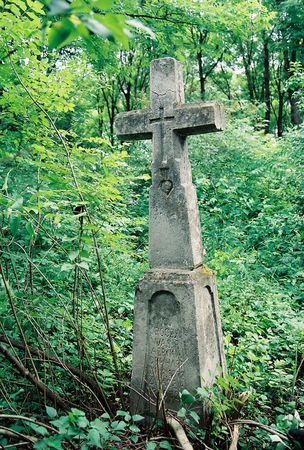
left=130, top=267, right=226, bottom=416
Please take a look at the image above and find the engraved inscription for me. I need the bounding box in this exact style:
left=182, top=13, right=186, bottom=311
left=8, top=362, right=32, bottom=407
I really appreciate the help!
left=146, top=291, right=185, bottom=395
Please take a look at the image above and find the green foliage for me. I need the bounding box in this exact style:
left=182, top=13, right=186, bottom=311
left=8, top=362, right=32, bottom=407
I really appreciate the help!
left=189, top=122, right=304, bottom=448
left=45, top=0, right=155, bottom=49
left=0, top=1, right=303, bottom=449
left=6, top=408, right=144, bottom=449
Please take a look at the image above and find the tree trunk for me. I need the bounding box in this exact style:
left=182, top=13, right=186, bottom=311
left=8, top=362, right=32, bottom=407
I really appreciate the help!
left=263, top=40, right=271, bottom=134
left=277, top=90, right=284, bottom=137
left=124, top=81, right=132, bottom=111
left=241, top=50, right=255, bottom=101
left=289, top=49, right=302, bottom=126
left=96, top=91, right=104, bottom=137
left=284, top=49, right=302, bottom=126
left=197, top=50, right=206, bottom=100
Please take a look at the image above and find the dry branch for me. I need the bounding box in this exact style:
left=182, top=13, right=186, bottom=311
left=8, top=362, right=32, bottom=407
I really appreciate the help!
left=0, top=426, right=37, bottom=444
left=229, top=419, right=288, bottom=440
left=229, top=424, right=240, bottom=450
left=0, top=263, right=39, bottom=380
left=166, top=416, right=194, bottom=450
left=0, top=342, right=68, bottom=410
left=0, top=415, right=57, bottom=433
left=0, top=335, right=110, bottom=414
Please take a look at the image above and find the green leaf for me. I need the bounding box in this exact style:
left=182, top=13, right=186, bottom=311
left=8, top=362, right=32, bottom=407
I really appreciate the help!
left=77, top=415, right=89, bottom=428
left=91, top=0, right=113, bottom=10
left=91, top=418, right=108, bottom=435
left=129, top=424, right=140, bottom=433
left=189, top=411, right=200, bottom=424
left=83, top=17, right=111, bottom=38
left=77, top=261, right=89, bottom=270
left=146, top=443, right=157, bottom=450
left=68, top=250, right=79, bottom=261
left=177, top=407, right=186, bottom=418
left=60, top=263, right=74, bottom=271
left=51, top=416, right=70, bottom=433
left=95, top=13, right=129, bottom=46
left=34, top=434, right=64, bottom=449
left=88, top=428, right=102, bottom=447
left=10, top=215, right=20, bottom=236
left=160, top=441, right=173, bottom=449
left=26, top=222, right=35, bottom=240
left=126, top=19, right=155, bottom=39
left=48, top=19, right=78, bottom=49
left=70, top=408, right=86, bottom=417
left=1, top=169, right=13, bottom=192
left=181, top=389, right=195, bottom=405
left=11, top=197, right=23, bottom=210
left=27, top=422, right=49, bottom=436
left=109, top=434, right=121, bottom=442
left=46, top=406, right=58, bottom=419
left=111, top=420, right=126, bottom=431
left=130, top=434, right=139, bottom=443
left=197, top=387, right=209, bottom=399
left=132, top=414, right=144, bottom=422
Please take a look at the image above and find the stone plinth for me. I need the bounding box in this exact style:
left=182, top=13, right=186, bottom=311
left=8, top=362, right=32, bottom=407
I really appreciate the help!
left=131, top=267, right=226, bottom=416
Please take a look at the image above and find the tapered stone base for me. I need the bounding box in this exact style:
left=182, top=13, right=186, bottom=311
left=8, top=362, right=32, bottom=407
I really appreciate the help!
left=130, top=266, right=226, bottom=417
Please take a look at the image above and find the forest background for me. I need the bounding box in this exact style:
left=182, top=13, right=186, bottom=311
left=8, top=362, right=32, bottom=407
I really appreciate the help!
left=0, top=0, right=303, bottom=449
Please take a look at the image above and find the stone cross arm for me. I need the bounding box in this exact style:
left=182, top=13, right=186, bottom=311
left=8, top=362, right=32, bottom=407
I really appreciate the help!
left=115, top=102, right=224, bottom=141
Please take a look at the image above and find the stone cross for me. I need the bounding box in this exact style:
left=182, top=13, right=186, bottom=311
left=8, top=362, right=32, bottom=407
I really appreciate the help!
left=115, top=57, right=226, bottom=417
left=115, top=58, right=223, bottom=270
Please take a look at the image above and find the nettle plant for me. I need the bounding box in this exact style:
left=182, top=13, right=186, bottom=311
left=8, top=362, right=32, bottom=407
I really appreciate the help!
left=2, top=406, right=174, bottom=450
left=176, top=383, right=303, bottom=450
left=33, top=407, right=144, bottom=449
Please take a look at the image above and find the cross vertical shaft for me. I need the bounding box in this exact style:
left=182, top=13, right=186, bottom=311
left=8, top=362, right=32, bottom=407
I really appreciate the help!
left=149, top=58, right=203, bottom=269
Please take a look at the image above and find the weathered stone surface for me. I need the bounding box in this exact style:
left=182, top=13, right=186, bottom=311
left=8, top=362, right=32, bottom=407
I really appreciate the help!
left=115, top=57, right=226, bottom=416
left=174, top=102, right=224, bottom=135
left=114, top=109, right=151, bottom=141
left=131, top=267, right=226, bottom=415
left=115, top=57, right=224, bottom=270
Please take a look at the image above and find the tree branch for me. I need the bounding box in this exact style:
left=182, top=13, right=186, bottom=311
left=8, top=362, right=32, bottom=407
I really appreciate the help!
left=0, top=335, right=111, bottom=414
left=229, top=420, right=288, bottom=440
left=0, top=342, right=68, bottom=410
left=166, top=417, right=193, bottom=450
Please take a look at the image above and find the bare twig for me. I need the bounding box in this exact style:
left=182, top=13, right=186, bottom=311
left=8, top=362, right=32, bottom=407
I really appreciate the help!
left=0, top=426, right=37, bottom=444
left=229, top=420, right=288, bottom=440
left=0, top=342, right=68, bottom=410
left=7, top=52, right=121, bottom=397
left=0, top=262, right=39, bottom=380
left=158, top=358, right=189, bottom=415
left=3, top=442, right=30, bottom=448
left=0, top=414, right=57, bottom=433
left=0, top=335, right=110, bottom=414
